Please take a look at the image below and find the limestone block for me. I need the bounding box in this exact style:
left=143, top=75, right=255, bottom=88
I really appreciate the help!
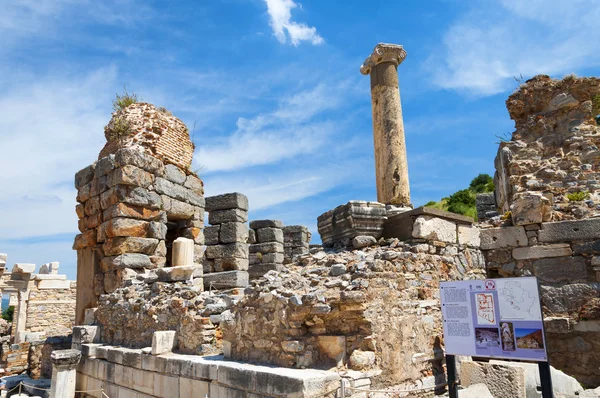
left=317, top=336, right=346, bottom=366
left=512, top=244, right=572, bottom=260
left=205, top=225, right=220, bottom=246
left=510, top=192, right=552, bottom=226
left=100, top=254, right=152, bottom=272
left=208, top=208, right=248, bottom=225
left=348, top=350, right=375, bottom=370
left=460, top=361, right=526, bottom=398
left=256, top=227, right=284, bottom=243
left=84, top=195, right=101, bottom=216
left=72, top=326, right=101, bottom=344
left=459, top=383, right=493, bottom=398
left=203, top=271, right=249, bottom=289
left=183, top=174, right=204, bottom=194
left=95, top=154, right=116, bottom=178
left=480, top=226, right=528, bottom=250
left=541, top=284, right=597, bottom=314
left=12, top=263, right=35, bottom=274
left=37, top=279, right=71, bottom=289
left=573, top=240, right=600, bottom=255
left=147, top=222, right=167, bottom=240
left=73, top=230, right=97, bottom=250
left=249, top=242, right=284, bottom=254
left=543, top=92, right=579, bottom=113
left=205, top=192, right=248, bottom=212
left=412, top=215, right=457, bottom=243
left=108, top=165, right=153, bottom=188
left=205, top=243, right=249, bottom=259
left=75, top=163, right=96, bottom=188
left=34, top=274, right=67, bottom=280
left=249, top=220, right=283, bottom=230
left=114, top=147, right=164, bottom=174
left=261, top=252, right=284, bottom=263
left=103, top=237, right=159, bottom=256
left=172, top=237, right=195, bottom=266
left=214, top=257, right=249, bottom=272
left=81, top=343, right=102, bottom=358
left=220, top=222, right=249, bottom=244
left=538, top=219, right=600, bottom=243
left=544, top=317, right=571, bottom=333
left=152, top=331, right=177, bottom=355
left=164, top=164, right=186, bottom=184
left=248, top=263, right=281, bottom=279
left=458, top=225, right=480, bottom=247
left=168, top=199, right=196, bottom=220
left=105, top=218, right=149, bottom=238
left=533, top=256, right=587, bottom=283
left=0, top=253, right=7, bottom=268
left=179, top=377, right=210, bottom=398
left=156, top=265, right=202, bottom=282
left=103, top=202, right=161, bottom=221
left=84, top=308, right=97, bottom=325
left=154, top=177, right=189, bottom=202
left=352, top=235, right=377, bottom=249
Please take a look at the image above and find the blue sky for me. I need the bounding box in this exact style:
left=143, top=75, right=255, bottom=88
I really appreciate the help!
left=1, top=0, right=600, bottom=280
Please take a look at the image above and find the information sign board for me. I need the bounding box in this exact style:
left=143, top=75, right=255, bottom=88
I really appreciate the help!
left=440, top=277, right=547, bottom=361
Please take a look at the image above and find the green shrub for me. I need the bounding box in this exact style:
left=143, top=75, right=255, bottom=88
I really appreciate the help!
left=2, top=306, right=14, bottom=322
left=593, top=94, right=600, bottom=126
left=112, top=86, right=140, bottom=111
left=424, top=201, right=437, bottom=207
left=469, top=174, right=494, bottom=193
left=105, top=116, right=132, bottom=142
left=567, top=191, right=590, bottom=201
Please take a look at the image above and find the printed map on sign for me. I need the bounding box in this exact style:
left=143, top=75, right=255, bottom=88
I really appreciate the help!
left=497, top=279, right=542, bottom=320
left=476, top=293, right=496, bottom=325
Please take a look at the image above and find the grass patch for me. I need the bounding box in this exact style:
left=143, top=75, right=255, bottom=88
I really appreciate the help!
left=567, top=191, right=590, bottom=202
left=113, top=86, right=140, bottom=112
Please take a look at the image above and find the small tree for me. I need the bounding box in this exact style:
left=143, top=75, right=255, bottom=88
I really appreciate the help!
left=2, top=306, right=14, bottom=322
left=112, top=86, right=140, bottom=112
left=469, top=174, right=494, bottom=193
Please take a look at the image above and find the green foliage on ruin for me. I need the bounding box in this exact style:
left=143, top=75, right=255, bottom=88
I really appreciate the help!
left=592, top=94, right=600, bottom=125
left=2, top=306, right=14, bottom=322
left=424, top=174, right=495, bottom=220
left=105, top=116, right=132, bottom=142
left=567, top=191, right=590, bottom=202
left=112, top=86, right=140, bottom=112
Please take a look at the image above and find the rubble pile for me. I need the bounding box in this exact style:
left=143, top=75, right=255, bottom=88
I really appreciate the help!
left=222, top=238, right=485, bottom=386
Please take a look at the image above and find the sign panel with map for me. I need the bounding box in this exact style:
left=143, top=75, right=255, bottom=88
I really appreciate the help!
left=440, top=277, right=547, bottom=361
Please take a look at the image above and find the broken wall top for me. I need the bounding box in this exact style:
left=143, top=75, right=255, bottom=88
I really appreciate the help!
left=100, top=103, right=194, bottom=171
left=494, top=74, right=600, bottom=220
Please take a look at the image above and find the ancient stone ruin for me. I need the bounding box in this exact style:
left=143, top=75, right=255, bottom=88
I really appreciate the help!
left=63, top=44, right=600, bottom=398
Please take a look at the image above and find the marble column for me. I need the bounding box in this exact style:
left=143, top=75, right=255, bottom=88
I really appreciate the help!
left=360, top=43, right=411, bottom=206
left=172, top=237, right=194, bottom=266
left=13, top=289, right=28, bottom=344
left=50, top=349, right=81, bottom=398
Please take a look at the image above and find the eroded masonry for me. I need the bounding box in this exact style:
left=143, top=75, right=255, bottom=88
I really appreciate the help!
left=68, top=43, right=600, bottom=397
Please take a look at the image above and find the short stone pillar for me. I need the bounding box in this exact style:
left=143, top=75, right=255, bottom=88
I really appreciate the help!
left=249, top=220, right=284, bottom=278
left=360, top=43, right=411, bottom=206
left=172, top=237, right=194, bottom=266
left=49, top=349, right=81, bottom=398
left=282, top=225, right=311, bottom=264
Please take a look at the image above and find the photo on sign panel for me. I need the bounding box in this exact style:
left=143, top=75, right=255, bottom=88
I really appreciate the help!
left=475, top=327, right=501, bottom=348
left=515, top=328, right=544, bottom=349
left=500, top=322, right=515, bottom=351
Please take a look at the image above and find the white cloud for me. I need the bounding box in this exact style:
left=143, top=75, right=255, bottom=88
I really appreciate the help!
left=430, top=0, right=600, bottom=96
left=264, top=0, right=324, bottom=46
left=195, top=83, right=345, bottom=172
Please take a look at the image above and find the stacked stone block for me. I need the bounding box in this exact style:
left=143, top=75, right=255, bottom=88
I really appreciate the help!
left=204, top=193, right=249, bottom=289
left=282, top=225, right=311, bottom=264
left=317, top=201, right=387, bottom=248
left=476, top=193, right=498, bottom=221
left=248, top=220, right=284, bottom=278
left=73, top=147, right=205, bottom=306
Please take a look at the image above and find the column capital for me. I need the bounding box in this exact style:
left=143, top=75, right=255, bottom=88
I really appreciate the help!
left=360, top=43, right=407, bottom=75
left=51, top=349, right=82, bottom=368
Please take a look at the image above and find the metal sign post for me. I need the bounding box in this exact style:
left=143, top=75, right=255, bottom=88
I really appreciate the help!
left=446, top=354, right=458, bottom=398
left=538, top=361, right=554, bottom=398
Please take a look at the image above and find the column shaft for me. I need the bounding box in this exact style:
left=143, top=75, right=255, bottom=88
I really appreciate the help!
left=370, top=62, right=410, bottom=205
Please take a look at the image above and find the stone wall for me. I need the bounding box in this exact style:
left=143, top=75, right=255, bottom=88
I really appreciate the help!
left=481, top=217, right=600, bottom=387
left=0, top=337, right=30, bottom=375
left=73, top=146, right=205, bottom=323
left=76, top=342, right=342, bottom=398
left=495, top=75, right=600, bottom=220
left=26, top=282, right=76, bottom=338
left=29, top=336, right=72, bottom=379
left=222, top=225, right=486, bottom=387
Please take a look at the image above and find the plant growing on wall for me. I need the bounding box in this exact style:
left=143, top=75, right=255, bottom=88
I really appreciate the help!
left=112, top=86, right=140, bottom=111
